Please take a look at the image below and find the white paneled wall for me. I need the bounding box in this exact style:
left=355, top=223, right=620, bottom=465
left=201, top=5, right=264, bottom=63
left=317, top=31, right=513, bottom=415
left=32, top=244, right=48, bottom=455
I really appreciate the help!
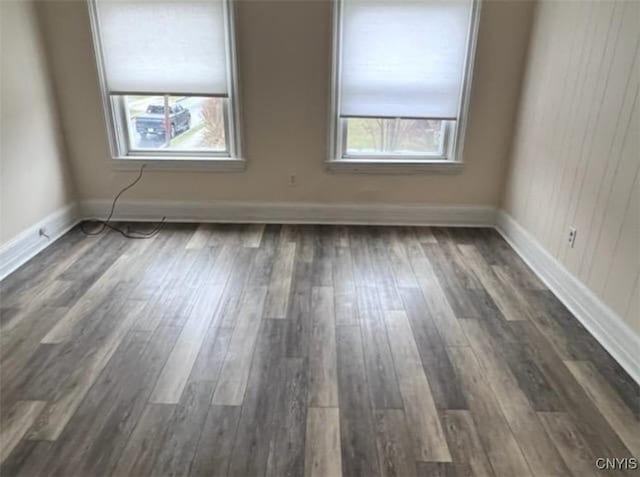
left=503, top=0, right=639, bottom=332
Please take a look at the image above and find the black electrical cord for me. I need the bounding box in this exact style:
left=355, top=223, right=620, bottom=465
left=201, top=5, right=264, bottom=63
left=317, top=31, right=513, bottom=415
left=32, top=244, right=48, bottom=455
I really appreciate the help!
left=80, top=164, right=166, bottom=239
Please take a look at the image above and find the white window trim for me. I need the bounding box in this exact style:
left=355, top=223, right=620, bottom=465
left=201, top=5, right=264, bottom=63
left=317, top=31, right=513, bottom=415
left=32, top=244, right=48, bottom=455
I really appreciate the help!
left=326, top=0, right=482, bottom=174
left=87, top=0, right=245, bottom=170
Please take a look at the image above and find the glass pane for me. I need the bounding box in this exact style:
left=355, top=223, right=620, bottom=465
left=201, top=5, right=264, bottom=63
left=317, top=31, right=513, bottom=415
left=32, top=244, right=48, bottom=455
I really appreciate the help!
left=345, top=118, right=448, bottom=157
left=123, top=95, right=226, bottom=152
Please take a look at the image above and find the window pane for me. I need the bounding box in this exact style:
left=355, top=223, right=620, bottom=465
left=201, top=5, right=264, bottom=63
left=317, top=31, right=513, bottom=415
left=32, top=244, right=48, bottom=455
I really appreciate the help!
left=345, top=118, right=447, bottom=156
left=123, top=95, right=227, bottom=152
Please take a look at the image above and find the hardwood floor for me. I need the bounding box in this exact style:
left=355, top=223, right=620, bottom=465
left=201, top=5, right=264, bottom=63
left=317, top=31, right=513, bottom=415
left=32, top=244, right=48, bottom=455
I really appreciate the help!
left=0, top=223, right=638, bottom=477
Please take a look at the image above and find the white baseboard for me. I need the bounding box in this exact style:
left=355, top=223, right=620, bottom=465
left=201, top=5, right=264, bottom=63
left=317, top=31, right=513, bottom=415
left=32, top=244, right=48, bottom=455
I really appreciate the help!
left=0, top=203, right=80, bottom=281
left=80, top=199, right=497, bottom=227
left=496, top=210, right=640, bottom=384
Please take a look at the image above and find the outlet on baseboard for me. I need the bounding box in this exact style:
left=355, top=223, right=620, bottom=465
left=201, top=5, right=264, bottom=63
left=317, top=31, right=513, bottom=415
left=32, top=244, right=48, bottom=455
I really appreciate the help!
left=568, top=227, right=577, bottom=248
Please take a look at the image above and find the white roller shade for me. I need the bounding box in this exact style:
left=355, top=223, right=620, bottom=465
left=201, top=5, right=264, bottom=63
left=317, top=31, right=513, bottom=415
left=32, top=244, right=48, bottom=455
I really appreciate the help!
left=339, top=0, right=473, bottom=119
left=95, top=0, right=229, bottom=95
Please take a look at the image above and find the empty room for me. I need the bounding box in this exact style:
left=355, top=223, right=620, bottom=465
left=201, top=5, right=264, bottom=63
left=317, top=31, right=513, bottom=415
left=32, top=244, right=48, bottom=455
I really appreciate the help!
left=0, top=0, right=638, bottom=475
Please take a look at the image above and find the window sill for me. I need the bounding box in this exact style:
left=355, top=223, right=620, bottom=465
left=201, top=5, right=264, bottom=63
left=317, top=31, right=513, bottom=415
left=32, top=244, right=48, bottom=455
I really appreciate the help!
left=325, top=159, right=463, bottom=174
left=109, top=157, right=246, bottom=172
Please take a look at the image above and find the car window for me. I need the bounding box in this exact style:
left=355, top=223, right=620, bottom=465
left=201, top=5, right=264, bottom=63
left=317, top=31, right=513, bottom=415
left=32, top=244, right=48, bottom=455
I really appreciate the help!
left=147, top=105, right=164, bottom=114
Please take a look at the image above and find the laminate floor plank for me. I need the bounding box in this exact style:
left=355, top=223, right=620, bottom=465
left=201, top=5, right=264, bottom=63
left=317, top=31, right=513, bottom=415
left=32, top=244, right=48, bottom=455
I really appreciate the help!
left=212, top=286, right=268, bottom=405
left=190, top=405, right=241, bottom=477
left=521, top=322, right=635, bottom=465
left=356, top=286, right=404, bottom=409
left=336, top=325, right=381, bottom=477
left=265, top=357, right=308, bottom=477
left=304, top=407, right=342, bottom=477
left=499, top=340, right=565, bottom=412
left=311, top=226, right=334, bottom=287
left=242, top=223, right=266, bottom=248
left=0, top=224, right=636, bottom=477
left=349, top=227, right=377, bottom=287
left=447, top=346, right=533, bottom=477
left=423, top=242, right=481, bottom=319
left=366, top=228, right=404, bottom=311
left=26, top=299, right=144, bottom=441
left=0, top=439, right=53, bottom=477
left=2, top=233, right=101, bottom=310
left=208, top=224, right=244, bottom=247
left=405, top=241, right=467, bottom=347
left=333, top=245, right=358, bottom=326
left=227, top=319, right=288, bottom=477
left=113, top=403, right=175, bottom=477
left=373, top=409, right=418, bottom=477
left=186, top=223, right=213, bottom=249
left=0, top=401, right=46, bottom=464
left=564, top=360, right=640, bottom=455
left=537, top=412, right=599, bottom=477
left=247, top=224, right=281, bottom=286
left=41, top=253, right=136, bottom=344
left=460, top=319, right=569, bottom=476
left=264, top=242, right=297, bottom=319
left=384, top=310, right=451, bottom=462
left=150, top=283, right=224, bottom=404
left=441, top=410, right=495, bottom=477
left=0, top=306, right=69, bottom=402
left=39, top=324, right=180, bottom=476
left=57, top=231, right=131, bottom=290
left=398, top=287, right=467, bottom=410
left=151, top=381, right=215, bottom=477
left=416, top=462, right=462, bottom=477
left=413, top=226, right=437, bottom=244
left=458, top=244, right=531, bottom=321
left=0, top=227, right=89, bottom=306
left=431, top=227, right=483, bottom=290
left=284, top=243, right=315, bottom=358
left=187, top=324, right=233, bottom=386
left=217, top=247, right=256, bottom=330
left=530, top=291, right=640, bottom=413
left=307, top=286, right=339, bottom=407
left=383, top=229, right=419, bottom=289
left=481, top=229, right=545, bottom=291
left=128, top=227, right=195, bottom=302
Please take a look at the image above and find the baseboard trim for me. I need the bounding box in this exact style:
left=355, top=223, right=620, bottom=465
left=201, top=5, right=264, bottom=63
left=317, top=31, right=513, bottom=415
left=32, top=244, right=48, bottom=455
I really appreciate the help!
left=80, top=199, right=497, bottom=227
left=0, top=203, right=80, bottom=281
left=496, top=210, right=640, bottom=384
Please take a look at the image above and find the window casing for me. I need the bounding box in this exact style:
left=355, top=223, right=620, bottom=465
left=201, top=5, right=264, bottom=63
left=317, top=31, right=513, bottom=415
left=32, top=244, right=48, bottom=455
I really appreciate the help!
left=88, top=0, right=242, bottom=164
left=329, top=0, right=481, bottom=169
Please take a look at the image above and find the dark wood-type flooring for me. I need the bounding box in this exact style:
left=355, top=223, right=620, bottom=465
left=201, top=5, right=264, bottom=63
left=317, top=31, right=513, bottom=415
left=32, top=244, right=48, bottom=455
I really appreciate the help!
left=0, top=223, right=638, bottom=477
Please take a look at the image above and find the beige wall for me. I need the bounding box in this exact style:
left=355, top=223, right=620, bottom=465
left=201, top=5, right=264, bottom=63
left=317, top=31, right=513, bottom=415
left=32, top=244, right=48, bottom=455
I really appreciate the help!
left=36, top=0, right=534, bottom=206
left=503, top=0, right=639, bottom=331
left=0, top=0, right=76, bottom=245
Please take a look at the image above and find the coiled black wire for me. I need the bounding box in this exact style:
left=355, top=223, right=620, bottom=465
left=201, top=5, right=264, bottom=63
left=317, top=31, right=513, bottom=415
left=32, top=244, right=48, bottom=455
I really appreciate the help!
left=80, top=164, right=166, bottom=239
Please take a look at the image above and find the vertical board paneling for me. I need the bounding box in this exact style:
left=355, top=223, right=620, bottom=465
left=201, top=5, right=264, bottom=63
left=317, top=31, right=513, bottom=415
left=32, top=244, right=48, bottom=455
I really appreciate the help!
left=503, top=0, right=640, bottom=330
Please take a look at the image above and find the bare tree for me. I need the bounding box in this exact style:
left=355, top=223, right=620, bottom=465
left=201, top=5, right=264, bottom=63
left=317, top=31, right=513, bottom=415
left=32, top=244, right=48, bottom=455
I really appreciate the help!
left=201, top=98, right=225, bottom=148
left=362, top=118, right=413, bottom=152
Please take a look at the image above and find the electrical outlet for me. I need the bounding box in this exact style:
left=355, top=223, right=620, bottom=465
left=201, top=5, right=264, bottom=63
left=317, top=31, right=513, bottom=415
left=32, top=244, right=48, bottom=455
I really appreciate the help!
left=289, top=173, right=297, bottom=187
left=568, top=227, right=577, bottom=248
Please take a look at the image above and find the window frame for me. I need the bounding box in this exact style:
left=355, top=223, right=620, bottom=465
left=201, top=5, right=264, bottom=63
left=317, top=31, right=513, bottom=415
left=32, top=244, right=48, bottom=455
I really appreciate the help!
left=327, top=0, right=482, bottom=173
left=87, top=0, right=244, bottom=170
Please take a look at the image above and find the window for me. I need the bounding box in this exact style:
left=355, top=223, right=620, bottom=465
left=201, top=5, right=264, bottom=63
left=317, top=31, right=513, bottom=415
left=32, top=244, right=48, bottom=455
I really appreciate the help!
left=88, top=0, right=242, bottom=164
left=329, top=0, right=481, bottom=169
